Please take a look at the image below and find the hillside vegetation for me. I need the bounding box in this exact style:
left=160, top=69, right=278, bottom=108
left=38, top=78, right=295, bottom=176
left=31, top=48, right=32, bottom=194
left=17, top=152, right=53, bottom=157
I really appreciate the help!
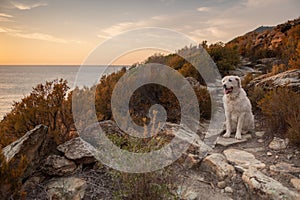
left=227, top=17, right=300, bottom=68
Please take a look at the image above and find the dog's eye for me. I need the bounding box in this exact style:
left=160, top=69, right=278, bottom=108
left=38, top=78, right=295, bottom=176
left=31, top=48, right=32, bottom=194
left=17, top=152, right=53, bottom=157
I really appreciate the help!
left=229, top=79, right=232, bottom=82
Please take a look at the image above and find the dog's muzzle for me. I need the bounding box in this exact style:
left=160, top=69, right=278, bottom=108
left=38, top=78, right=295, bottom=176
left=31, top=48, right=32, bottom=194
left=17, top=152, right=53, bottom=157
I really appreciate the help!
left=223, top=84, right=233, bottom=94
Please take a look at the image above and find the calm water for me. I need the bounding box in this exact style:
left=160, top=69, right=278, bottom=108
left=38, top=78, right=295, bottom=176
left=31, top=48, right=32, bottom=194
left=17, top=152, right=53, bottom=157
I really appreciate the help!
left=0, top=65, right=125, bottom=120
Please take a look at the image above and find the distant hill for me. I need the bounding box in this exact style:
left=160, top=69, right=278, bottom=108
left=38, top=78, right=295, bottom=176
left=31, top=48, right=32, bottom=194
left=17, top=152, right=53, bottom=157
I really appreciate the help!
left=253, top=26, right=274, bottom=33
left=227, top=17, right=300, bottom=63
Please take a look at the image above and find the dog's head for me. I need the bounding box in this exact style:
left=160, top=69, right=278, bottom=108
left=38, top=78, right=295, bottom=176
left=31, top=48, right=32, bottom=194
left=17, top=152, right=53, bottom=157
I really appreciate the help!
left=222, top=75, right=241, bottom=95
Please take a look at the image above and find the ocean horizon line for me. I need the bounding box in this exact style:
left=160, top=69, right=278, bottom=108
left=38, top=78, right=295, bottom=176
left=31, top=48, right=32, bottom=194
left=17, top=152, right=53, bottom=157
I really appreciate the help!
left=0, top=64, right=129, bottom=67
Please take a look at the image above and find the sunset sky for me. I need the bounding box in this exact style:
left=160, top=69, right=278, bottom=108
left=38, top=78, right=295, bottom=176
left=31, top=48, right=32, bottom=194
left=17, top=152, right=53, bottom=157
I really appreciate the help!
left=0, top=0, right=299, bottom=65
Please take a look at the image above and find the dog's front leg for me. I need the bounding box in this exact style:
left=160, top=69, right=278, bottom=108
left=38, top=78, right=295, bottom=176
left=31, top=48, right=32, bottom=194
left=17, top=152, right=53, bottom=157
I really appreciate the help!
left=223, top=111, right=232, bottom=138
left=235, top=113, right=245, bottom=140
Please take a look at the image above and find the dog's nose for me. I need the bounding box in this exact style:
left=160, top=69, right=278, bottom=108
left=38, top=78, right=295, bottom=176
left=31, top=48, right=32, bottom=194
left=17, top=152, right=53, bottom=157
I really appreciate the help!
left=223, top=84, right=227, bottom=89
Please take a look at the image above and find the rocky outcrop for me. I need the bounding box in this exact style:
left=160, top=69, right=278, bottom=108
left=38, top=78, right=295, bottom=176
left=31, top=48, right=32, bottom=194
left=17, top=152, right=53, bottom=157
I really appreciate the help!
left=2, top=125, right=48, bottom=177
left=248, top=69, right=300, bottom=92
left=46, top=177, right=87, bottom=200
left=242, top=168, right=300, bottom=200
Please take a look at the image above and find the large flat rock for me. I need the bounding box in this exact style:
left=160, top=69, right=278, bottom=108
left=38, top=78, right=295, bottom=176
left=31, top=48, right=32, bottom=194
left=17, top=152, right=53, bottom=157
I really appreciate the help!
left=223, top=149, right=265, bottom=171
left=216, top=134, right=252, bottom=147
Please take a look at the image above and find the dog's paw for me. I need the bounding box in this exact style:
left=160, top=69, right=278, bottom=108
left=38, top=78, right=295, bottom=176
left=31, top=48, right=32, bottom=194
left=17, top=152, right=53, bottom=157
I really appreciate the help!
left=235, top=134, right=242, bottom=140
left=223, top=132, right=231, bottom=138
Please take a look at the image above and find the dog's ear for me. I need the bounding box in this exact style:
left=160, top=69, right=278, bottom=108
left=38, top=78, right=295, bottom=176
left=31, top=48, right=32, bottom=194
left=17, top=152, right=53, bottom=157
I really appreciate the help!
left=235, top=77, right=241, bottom=88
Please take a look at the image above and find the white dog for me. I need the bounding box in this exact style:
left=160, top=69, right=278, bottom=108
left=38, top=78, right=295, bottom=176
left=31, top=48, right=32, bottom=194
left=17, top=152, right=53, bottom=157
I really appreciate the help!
left=222, top=75, right=254, bottom=140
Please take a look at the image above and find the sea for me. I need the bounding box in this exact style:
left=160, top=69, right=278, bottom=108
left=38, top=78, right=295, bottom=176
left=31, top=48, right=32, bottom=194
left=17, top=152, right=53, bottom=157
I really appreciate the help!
left=0, top=65, right=126, bottom=120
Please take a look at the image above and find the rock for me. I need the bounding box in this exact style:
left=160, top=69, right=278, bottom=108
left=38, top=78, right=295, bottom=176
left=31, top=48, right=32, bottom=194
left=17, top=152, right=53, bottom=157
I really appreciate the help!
left=258, top=139, right=264, bottom=143
left=291, top=178, right=300, bottom=191
left=242, top=167, right=300, bottom=200
left=244, top=147, right=265, bottom=153
left=223, top=149, right=265, bottom=171
left=57, top=137, right=98, bottom=164
left=224, top=186, right=233, bottom=193
left=255, top=131, right=265, bottom=138
left=42, top=155, right=77, bottom=176
left=270, top=162, right=300, bottom=173
left=46, top=177, right=87, bottom=200
left=183, top=153, right=200, bottom=169
left=269, top=137, right=288, bottom=150
left=217, top=181, right=227, bottom=189
left=2, top=125, right=48, bottom=177
left=216, top=134, right=251, bottom=147
left=287, top=154, right=293, bottom=160
left=267, top=152, right=273, bottom=156
left=201, top=153, right=235, bottom=180
left=248, top=69, right=300, bottom=92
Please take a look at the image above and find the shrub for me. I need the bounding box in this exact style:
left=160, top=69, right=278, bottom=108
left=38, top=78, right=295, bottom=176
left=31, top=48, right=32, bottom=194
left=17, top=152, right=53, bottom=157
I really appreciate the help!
left=0, top=79, right=74, bottom=146
left=258, top=87, right=300, bottom=142
left=287, top=113, right=300, bottom=146
left=248, top=86, right=265, bottom=114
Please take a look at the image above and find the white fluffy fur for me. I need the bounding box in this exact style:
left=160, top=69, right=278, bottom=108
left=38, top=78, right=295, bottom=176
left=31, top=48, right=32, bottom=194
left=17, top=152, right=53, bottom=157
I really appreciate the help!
left=222, top=75, right=254, bottom=140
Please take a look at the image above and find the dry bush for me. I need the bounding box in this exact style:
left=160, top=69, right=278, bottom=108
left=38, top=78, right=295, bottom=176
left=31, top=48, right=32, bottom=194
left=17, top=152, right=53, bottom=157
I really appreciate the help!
left=248, top=86, right=265, bottom=114
left=242, top=73, right=255, bottom=88
left=287, top=113, right=300, bottom=146
left=270, top=63, right=288, bottom=76
left=258, top=87, right=300, bottom=143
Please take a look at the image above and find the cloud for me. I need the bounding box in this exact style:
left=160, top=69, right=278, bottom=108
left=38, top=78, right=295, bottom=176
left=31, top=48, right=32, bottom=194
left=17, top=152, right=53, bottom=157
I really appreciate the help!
left=0, top=13, right=13, bottom=18
left=191, top=26, right=228, bottom=42
left=10, top=32, right=67, bottom=43
left=0, top=12, right=14, bottom=22
left=242, top=0, right=284, bottom=8
left=197, top=7, right=210, bottom=12
left=11, top=1, right=47, bottom=10
left=99, top=21, right=148, bottom=38
left=0, top=26, right=19, bottom=33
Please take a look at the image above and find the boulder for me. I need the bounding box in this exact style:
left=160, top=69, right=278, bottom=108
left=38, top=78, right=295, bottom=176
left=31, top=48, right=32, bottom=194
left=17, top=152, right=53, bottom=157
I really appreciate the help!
left=223, top=149, right=265, bottom=172
left=269, top=137, right=289, bottom=150
left=2, top=125, right=48, bottom=177
left=57, top=137, right=98, bottom=165
left=247, top=69, right=300, bottom=92
left=201, top=153, right=235, bottom=180
left=242, top=168, right=300, bottom=200
left=46, top=177, right=87, bottom=200
left=42, top=155, right=77, bottom=176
